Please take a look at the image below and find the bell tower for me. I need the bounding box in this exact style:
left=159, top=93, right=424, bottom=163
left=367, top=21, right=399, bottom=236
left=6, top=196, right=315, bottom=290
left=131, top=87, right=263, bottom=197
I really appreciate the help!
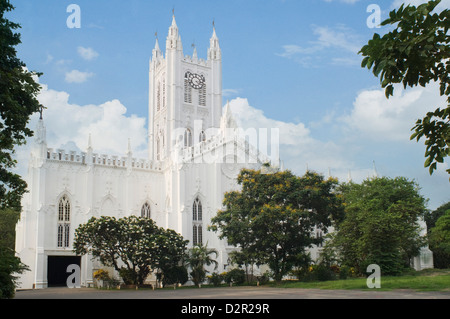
left=148, top=15, right=222, bottom=162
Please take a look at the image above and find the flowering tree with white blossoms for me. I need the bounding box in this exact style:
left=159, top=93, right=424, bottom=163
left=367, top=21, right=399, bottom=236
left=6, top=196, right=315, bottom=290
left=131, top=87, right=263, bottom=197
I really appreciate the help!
left=73, top=215, right=188, bottom=285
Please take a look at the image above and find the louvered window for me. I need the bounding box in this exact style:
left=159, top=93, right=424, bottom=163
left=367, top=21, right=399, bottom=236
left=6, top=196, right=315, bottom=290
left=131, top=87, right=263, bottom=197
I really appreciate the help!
left=141, top=202, right=151, bottom=218
left=57, top=195, right=71, bottom=248
left=193, top=198, right=203, bottom=245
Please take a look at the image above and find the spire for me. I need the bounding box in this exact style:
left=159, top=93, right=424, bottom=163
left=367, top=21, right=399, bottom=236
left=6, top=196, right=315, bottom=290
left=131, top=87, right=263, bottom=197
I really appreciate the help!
left=168, top=11, right=178, bottom=38
left=223, top=100, right=236, bottom=128
left=212, top=20, right=217, bottom=39
left=208, top=20, right=221, bottom=60
left=154, top=32, right=160, bottom=50
left=39, top=105, right=45, bottom=120
left=171, top=14, right=177, bottom=28
left=87, top=133, right=92, bottom=151
left=372, top=160, right=378, bottom=178
left=224, top=100, right=231, bottom=115
left=220, top=100, right=237, bottom=135
left=152, top=33, right=162, bottom=59
left=192, top=43, right=198, bottom=61
left=127, top=138, right=132, bottom=156
left=126, top=138, right=133, bottom=173
left=166, top=11, right=181, bottom=51
left=34, top=116, right=47, bottom=146
left=32, top=116, right=47, bottom=162
left=86, top=133, right=93, bottom=166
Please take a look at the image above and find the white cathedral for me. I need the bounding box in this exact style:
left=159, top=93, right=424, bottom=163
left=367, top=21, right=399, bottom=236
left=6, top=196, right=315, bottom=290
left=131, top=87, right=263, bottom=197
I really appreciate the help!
left=15, top=15, right=433, bottom=290
left=15, top=15, right=276, bottom=289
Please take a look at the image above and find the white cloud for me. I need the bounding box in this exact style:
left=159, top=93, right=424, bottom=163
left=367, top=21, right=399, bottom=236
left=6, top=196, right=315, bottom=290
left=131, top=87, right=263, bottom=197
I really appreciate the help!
left=226, top=89, right=449, bottom=210
left=77, top=46, right=99, bottom=61
left=26, top=83, right=147, bottom=157
left=228, top=97, right=352, bottom=178
left=340, top=82, right=447, bottom=142
left=65, top=69, right=94, bottom=83
left=13, top=81, right=449, bottom=211
left=13, top=83, right=148, bottom=183
left=323, top=0, right=360, bottom=3
left=229, top=97, right=311, bottom=145
left=390, top=0, right=450, bottom=11
left=222, top=89, right=241, bottom=97
left=313, top=25, right=361, bottom=54
left=44, top=54, right=54, bottom=64
left=277, top=25, right=362, bottom=67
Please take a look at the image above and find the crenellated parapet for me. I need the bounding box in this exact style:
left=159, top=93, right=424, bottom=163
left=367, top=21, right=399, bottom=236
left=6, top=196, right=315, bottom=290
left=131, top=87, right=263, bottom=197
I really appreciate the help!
left=45, top=148, right=163, bottom=171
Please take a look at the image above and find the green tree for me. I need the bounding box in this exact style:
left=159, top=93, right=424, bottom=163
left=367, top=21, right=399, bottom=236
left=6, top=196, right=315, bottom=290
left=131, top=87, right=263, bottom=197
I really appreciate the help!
left=73, top=216, right=187, bottom=285
left=359, top=0, right=450, bottom=176
left=210, top=169, right=344, bottom=283
left=331, top=177, right=428, bottom=275
left=424, top=202, right=450, bottom=267
left=186, top=243, right=218, bottom=287
left=223, top=268, right=246, bottom=285
left=0, top=208, right=20, bottom=250
left=227, top=249, right=262, bottom=284
left=154, top=228, right=189, bottom=287
left=0, top=246, right=29, bottom=299
left=157, top=265, right=188, bottom=288
left=0, top=0, right=43, bottom=210
left=428, top=209, right=450, bottom=268
left=425, top=201, right=450, bottom=230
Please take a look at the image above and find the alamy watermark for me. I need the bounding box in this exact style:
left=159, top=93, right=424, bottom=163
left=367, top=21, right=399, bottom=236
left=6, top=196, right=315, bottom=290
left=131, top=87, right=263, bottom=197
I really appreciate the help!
left=367, top=4, right=381, bottom=29
left=366, top=264, right=381, bottom=288
left=66, top=264, right=81, bottom=288
left=67, top=4, right=81, bottom=29
left=64, top=263, right=381, bottom=289
left=170, top=120, right=280, bottom=168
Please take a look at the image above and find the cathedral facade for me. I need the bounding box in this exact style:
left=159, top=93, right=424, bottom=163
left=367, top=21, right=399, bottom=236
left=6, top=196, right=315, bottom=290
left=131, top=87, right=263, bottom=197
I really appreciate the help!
left=15, top=15, right=433, bottom=290
left=15, top=16, right=271, bottom=289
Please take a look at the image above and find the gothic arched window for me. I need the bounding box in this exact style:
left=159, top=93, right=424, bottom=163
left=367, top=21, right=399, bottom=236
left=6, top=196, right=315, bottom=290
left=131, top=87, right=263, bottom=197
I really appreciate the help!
left=141, top=202, right=151, bottom=219
left=193, top=197, right=202, bottom=246
left=57, top=195, right=71, bottom=248
left=184, top=128, right=192, bottom=148
left=162, top=77, right=166, bottom=109
left=156, top=81, right=161, bottom=112
left=156, top=137, right=161, bottom=161
left=199, top=131, right=206, bottom=143
left=199, top=83, right=206, bottom=106
left=184, top=73, right=192, bottom=104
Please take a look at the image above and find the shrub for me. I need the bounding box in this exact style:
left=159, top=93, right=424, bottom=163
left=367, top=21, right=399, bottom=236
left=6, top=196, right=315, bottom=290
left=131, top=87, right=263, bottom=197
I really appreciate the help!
left=315, top=264, right=335, bottom=281
left=290, top=265, right=315, bottom=282
left=119, top=267, right=137, bottom=285
left=329, top=264, right=340, bottom=274
left=160, top=266, right=188, bottom=287
left=256, top=271, right=270, bottom=285
left=207, top=272, right=223, bottom=286
left=190, top=268, right=207, bottom=287
left=339, top=266, right=350, bottom=280
left=223, top=268, right=245, bottom=285
left=93, top=269, right=111, bottom=281
left=0, top=247, right=29, bottom=299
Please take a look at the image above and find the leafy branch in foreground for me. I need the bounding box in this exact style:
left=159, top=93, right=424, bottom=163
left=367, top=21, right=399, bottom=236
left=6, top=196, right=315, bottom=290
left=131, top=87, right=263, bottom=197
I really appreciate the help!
left=360, top=0, right=450, bottom=176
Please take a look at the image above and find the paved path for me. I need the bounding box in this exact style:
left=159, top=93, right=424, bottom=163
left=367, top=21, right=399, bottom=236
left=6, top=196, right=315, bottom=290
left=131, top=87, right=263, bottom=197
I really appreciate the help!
left=14, top=286, right=450, bottom=299
left=13, top=287, right=449, bottom=318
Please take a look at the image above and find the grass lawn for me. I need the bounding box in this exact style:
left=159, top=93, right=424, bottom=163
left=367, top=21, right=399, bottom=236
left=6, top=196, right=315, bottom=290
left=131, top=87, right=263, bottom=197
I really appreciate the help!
left=271, top=269, right=450, bottom=292
left=100, top=269, right=450, bottom=292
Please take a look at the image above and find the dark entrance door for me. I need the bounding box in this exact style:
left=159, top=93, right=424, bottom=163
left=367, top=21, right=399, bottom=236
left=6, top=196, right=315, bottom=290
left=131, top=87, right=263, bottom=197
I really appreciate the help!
left=47, top=256, right=81, bottom=287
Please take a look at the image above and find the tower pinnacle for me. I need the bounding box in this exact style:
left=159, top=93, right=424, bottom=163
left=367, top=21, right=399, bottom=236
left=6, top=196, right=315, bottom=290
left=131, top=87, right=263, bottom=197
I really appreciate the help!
left=167, top=12, right=181, bottom=51
left=208, top=21, right=221, bottom=60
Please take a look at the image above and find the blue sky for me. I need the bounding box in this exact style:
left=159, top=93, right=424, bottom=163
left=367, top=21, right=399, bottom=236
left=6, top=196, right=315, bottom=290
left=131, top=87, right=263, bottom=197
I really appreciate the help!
left=9, top=0, right=450, bottom=210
